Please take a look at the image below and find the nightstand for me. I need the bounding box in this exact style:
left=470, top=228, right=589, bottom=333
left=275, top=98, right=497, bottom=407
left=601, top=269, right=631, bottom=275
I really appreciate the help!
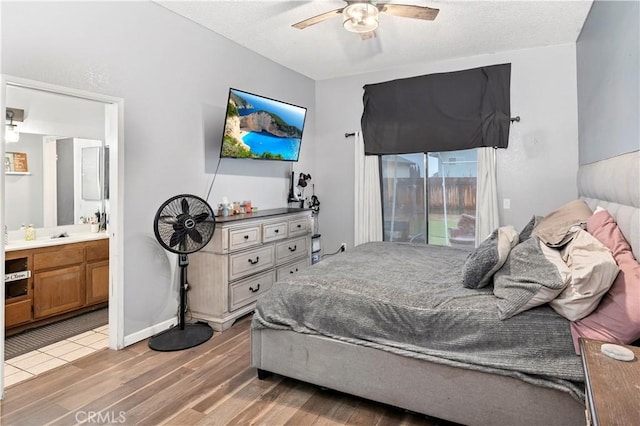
left=579, top=338, right=640, bottom=426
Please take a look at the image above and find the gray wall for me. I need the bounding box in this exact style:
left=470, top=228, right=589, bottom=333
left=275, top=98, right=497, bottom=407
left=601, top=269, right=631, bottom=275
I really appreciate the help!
left=577, top=0, right=640, bottom=165
left=314, top=44, right=580, bottom=253
left=1, top=2, right=315, bottom=337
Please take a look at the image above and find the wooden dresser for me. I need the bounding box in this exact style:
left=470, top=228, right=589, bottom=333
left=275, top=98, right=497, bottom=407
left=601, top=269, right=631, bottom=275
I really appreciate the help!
left=579, top=338, right=640, bottom=425
left=189, top=208, right=312, bottom=331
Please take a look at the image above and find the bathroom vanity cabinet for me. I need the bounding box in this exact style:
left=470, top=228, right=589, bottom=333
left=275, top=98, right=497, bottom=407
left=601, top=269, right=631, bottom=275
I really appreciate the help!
left=33, top=244, right=86, bottom=318
left=5, top=252, right=33, bottom=328
left=4, top=237, right=109, bottom=334
left=85, top=239, right=110, bottom=305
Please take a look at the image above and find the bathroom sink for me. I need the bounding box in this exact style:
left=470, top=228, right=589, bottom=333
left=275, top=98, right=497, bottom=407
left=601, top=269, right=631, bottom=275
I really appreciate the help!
left=5, top=231, right=108, bottom=251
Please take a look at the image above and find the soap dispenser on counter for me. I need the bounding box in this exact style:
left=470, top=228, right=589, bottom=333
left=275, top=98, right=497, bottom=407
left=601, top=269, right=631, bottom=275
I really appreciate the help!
left=25, top=224, right=36, bottom=241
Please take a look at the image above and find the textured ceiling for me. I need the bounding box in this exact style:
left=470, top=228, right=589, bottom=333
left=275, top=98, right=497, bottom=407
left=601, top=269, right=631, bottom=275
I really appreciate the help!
left=157, top=0, right=593, bottom=80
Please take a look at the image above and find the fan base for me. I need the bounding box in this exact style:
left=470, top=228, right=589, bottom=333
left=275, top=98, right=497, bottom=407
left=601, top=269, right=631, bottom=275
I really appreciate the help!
left=148, top=322, right=213, bottom=352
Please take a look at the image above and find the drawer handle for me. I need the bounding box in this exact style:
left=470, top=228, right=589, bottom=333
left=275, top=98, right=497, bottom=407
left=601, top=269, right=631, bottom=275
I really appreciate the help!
left=274, top=229, right=279, bottom=234
left=243, top=235, right=249, bottom=240
left=248, top=256, right=260, bottom=265
left=288, top=245, right=297, bottom=252
left=297, top=224, right=302, bottom=228
left=289, top=268, right=299, bottom=274
left=249, top=284, right=260, bottom=293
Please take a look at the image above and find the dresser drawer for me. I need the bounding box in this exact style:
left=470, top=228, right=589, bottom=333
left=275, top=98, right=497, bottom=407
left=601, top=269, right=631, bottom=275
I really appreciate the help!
left=228, top=226, right=261, bottom=252
left=263, top=221, right=287, bottom=243
left=228, top=245, right=275, bottom=281
left=288, top=217, right=309, bottom=237
left=276, top=258, right=309, bottom=281
left=229, top=271, right=275, bottom=311
left=275, top=236, right=308, bottom=264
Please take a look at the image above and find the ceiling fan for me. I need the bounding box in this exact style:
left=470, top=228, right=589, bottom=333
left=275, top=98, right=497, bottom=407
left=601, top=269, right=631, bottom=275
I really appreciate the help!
left=292, top=1, right=439, bottom=36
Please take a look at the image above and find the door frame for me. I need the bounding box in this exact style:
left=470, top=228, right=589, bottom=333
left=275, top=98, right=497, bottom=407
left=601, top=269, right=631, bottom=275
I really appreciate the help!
left=0, top=75, right=125, bottom=399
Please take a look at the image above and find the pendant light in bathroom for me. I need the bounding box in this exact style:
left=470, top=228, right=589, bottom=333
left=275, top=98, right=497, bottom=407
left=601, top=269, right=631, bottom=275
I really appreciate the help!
left=5, top=108, right=22, bottom=143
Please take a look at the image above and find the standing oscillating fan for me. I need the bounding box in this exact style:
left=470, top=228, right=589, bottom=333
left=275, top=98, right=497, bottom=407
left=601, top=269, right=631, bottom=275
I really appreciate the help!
left=148, top=194, right=216, bottom=351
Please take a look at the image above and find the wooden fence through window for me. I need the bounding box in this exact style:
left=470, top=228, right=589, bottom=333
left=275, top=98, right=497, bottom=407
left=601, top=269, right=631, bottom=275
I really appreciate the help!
left=382, top=177, right=476, bottom=215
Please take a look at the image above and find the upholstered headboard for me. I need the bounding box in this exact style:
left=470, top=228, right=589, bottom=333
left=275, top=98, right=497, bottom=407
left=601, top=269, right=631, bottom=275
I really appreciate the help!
left=578, top=150, right=640, bottom=259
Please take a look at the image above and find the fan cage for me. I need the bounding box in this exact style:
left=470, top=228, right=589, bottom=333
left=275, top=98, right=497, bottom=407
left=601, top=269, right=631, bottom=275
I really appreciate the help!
left=154, top=194, right=216, bottom=254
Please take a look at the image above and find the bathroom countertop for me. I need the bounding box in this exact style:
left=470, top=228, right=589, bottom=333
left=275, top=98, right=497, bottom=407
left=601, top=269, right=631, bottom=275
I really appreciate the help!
left=5, top=231, right=108, bottom=252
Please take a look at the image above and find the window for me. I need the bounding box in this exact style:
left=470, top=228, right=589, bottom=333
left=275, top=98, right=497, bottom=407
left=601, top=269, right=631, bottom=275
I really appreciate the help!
left=381, top=149, right=477, bottom=247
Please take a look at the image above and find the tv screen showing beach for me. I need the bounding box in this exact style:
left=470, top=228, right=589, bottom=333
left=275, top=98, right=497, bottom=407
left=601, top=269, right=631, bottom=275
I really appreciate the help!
left=220, top=88, right=307, bottom=161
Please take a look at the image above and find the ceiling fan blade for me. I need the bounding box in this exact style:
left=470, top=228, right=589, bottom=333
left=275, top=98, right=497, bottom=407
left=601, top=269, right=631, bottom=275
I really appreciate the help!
left=378, top=4, right=439, bottom=21
left=292, top=8, right=344, bottom=29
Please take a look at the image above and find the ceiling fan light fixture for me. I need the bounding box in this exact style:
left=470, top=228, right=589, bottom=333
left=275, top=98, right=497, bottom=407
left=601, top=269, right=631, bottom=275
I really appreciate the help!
left=343, top=3, right=379, bottom=33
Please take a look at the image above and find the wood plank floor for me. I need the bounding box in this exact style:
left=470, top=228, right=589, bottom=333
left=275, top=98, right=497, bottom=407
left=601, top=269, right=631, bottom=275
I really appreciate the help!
left=0, top=314, right=452, bottom=425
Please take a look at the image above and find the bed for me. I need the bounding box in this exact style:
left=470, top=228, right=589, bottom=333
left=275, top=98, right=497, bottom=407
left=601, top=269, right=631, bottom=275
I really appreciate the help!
left=251, top=151, right=639, bottom=426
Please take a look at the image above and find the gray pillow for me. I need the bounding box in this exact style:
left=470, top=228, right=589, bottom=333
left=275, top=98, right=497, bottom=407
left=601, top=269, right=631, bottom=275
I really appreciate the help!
left=462, top=226, right=519, bottom=289
left=518, top=215, right=542, bottom=244
left=493, top=236, right=569, bottom=320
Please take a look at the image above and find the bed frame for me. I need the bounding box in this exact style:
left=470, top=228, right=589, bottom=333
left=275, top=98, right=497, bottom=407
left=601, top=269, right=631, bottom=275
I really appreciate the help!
left=251, top=151, right=639, bottom=426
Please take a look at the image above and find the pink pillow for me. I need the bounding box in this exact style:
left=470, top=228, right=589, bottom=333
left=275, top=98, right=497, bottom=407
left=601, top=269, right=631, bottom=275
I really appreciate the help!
left=570, top=209, right=640, bottom=354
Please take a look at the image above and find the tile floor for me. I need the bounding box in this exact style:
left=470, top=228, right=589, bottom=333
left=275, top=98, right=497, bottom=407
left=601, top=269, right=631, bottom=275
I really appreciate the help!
left=4, top=324, right=109, bottom=387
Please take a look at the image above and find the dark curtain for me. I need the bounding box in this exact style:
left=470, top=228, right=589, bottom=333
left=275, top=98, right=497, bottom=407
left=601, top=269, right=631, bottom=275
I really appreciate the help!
left=361, top=63, right=511, bottom=155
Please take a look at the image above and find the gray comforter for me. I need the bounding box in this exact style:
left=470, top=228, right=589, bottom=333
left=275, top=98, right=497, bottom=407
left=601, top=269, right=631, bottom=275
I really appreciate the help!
left=252, top=241, right=584, bottom=401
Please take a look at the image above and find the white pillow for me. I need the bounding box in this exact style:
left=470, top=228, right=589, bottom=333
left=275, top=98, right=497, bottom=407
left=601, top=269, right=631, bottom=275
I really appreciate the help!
left=549, top=230, right=619, bottom=321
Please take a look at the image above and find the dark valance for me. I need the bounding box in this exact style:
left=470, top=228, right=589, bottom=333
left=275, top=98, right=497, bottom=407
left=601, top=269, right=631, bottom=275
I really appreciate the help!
left=361, top=63, right=511, bottom=155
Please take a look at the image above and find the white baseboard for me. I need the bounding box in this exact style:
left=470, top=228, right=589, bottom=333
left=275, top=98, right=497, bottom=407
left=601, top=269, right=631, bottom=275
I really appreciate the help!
left=123, top=317, right=177, bottom=347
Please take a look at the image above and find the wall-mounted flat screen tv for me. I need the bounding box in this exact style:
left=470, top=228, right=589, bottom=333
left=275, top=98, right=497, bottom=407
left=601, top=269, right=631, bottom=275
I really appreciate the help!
left=220, top=88, right=307, bottom=161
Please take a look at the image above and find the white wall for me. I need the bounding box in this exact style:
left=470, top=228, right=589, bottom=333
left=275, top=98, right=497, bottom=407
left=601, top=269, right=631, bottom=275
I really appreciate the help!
left=6, top=84, right=106, bottom=140
left=1, top=2, right=315, bottom=338
left=314, top=44, right=580, bottom=253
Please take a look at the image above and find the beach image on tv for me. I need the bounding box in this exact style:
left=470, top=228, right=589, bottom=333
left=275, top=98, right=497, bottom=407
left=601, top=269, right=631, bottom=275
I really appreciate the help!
left=221, top=89, right=306, bottom=161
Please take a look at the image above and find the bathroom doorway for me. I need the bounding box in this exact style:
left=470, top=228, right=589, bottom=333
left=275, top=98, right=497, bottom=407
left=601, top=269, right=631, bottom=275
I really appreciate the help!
left=0, top=75, right=124, bottom=397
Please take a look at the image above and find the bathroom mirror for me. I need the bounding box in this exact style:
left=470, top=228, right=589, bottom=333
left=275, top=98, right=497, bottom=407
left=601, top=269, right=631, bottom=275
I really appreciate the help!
left=4, top=85, right=108, bottom=230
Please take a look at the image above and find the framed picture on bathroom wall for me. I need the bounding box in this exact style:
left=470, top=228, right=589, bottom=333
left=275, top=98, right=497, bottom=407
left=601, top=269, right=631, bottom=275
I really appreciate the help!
left=4, top=152, right=28, bottom=173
